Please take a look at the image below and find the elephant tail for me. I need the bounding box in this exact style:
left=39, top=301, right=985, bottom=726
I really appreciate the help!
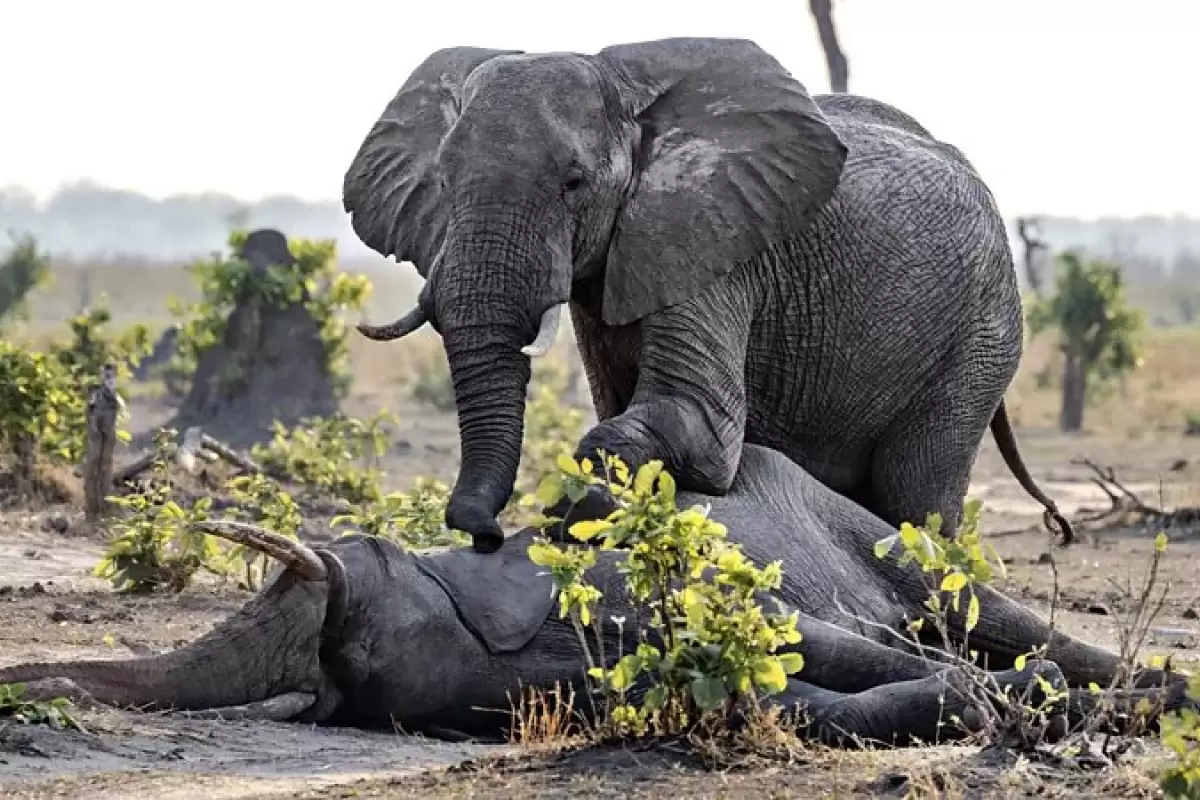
left=989, top=400, right=1075, bottom=546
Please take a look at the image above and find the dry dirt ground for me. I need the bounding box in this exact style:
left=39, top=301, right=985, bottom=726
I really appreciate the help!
left=2, top=389, right=1200, bottom=797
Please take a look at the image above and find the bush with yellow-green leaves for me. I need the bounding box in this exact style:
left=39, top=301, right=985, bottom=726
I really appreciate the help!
left=526, top=453, right=804, bottom=737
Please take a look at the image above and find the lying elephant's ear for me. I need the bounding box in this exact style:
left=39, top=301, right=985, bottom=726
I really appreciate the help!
left=413, top=539, right=556, bottom=655
left=342, top=46, right=522, bottom=277
left=598, top=38, right=848, bottom=326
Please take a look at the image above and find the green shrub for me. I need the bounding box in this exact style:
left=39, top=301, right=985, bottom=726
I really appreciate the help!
left=48, top=298, right=152, bottom=381
left=408, top=348, right=456, bottom=411
left=96, top=430, right=217, bottom=593
left=0, top=682, right=82, bottom=731
left=221, top=471, right=303, bottom=590
left=1162, top=671, right=1200, bottom=798
left=526, top=453, right=804, bottom=737
left=251, top=410, right=398, bottom=505
left=332, top=477, right=468, bottom=550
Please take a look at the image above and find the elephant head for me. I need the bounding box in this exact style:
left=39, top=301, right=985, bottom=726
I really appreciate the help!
left=0, top=522, right=558, bottom=728
left=343, top=38, right=848, bottom=550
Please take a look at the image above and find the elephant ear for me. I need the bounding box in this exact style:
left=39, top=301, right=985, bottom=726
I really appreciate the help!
left=413, top=536, right=556, bottom=655
left=598, top=38, right=848, bottom=326
left=342, top=46, right=522, bottom=277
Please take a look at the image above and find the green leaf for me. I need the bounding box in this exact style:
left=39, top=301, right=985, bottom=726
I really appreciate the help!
left=633, top=461, right=663, bottom=496
left=534, top=474, right=565, bottom=507
left=1014, top=653, right=1028, bottom=672
left=777, top=652, right=805, bottom=676
left=965, top=592, right=980, bottom=633
left=642, top=686, right=666, bottom=711
left=608, top=654, right=643, bottom=690
left=873, top=534, right=898, bottom=560
left=940, top=572, right=968, bottom=593
left=568, top=519, right=612, bottom=542
left=752, top=657, right=788, bottom=695
left=690, top=675, right=728, bottom=713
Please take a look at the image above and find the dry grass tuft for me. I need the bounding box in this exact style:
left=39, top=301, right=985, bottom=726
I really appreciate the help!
left=507, top=682, right=587, bottom=749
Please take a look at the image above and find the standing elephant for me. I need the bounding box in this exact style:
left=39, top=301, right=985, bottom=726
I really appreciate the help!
left=344, top=37, right=1070, bottom=553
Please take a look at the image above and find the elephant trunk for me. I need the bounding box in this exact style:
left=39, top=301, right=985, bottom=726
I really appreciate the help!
left=0, top=570, right=328, bottom=712
left=437, top=231, right=549, bottom=552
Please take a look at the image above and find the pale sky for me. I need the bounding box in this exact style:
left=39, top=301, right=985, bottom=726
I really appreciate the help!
left=1, top=0, right=1196, bottom=219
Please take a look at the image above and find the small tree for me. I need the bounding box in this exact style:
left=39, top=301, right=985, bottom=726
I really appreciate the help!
left=0, top=232, right=51, bottom=328
left=1028, top=251, right=1143, bottom=432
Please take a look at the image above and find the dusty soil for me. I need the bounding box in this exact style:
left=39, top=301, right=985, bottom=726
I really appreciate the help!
left=2, top=392, right=1199, bottom=797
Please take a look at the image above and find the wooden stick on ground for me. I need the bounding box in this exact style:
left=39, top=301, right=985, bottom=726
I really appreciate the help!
left=112, top=426, right=262, bottom=485
left=83, top=364, right=120, bottom=520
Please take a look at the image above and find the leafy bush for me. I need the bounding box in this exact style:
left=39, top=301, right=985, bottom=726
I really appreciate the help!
left=0, top=232, right=51, bottom=328
left=0, top=682, right=82, bottom=731
left=408, top=348, right=456, bottom=411
left=526, top=453, right=804, bottom=737
left=251, top=411, right=398, bottom=505
left=332, top=476, right=469, bottom=550
left=873, top=504, right=1071, bottom=742
left=96, top=430, right=217, bottom=593
left=96, top=429, right=308, bottom=593
left=48, top=299, right=151, bottom=383
left=0, top=300, right=145, bottom=482
left=518, top=358, right=585, bottom=498
left=873, top=499, right=1004, bottom=643
left=1162, top=672, right=1200, bottom=798
left=0, top=343, right=90, bottom=471
left=168, top=230, right=371, bottom=395
left=221, top=472, right=303, bottom=590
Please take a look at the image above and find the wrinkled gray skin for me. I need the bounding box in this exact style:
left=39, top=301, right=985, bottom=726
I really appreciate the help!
left=343, top=37, right=1070, bottom=554
left=0, top=447, right=1181, bottom=747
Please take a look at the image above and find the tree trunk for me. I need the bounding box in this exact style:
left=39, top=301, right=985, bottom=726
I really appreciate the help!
left=83, top=364, right=119, bottom=520
left=1059, top=349, right=1086, bottom=433
left=809, top=0, right=850, bottom=93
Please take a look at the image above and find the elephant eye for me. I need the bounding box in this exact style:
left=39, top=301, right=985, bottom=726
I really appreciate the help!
left=563, top=168, right=586, bottom=194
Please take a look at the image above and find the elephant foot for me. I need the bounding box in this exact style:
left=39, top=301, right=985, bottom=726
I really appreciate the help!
left=546, top=483, right=621, bottom=543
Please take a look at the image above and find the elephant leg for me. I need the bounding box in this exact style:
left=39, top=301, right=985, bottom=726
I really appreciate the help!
left=865, top=333, right=1014, bottom=537
left=550, top=286, right=753, bottom=529
left=936, top=582, right=1190, bottom=711
left=1067, top=680, right=1194, bottom=733
left=775, top=660, right=1068, bottom=748
left=791, top=612, right=949, bottom=692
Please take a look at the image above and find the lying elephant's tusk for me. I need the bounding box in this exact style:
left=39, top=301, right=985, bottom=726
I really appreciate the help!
left=194, top=520, right=327, bottom=581
left=521, top=302, right=566, bottom=358
left=168, top=692, right=317, bottom=722
left=356, top=304, right=429, bottom=341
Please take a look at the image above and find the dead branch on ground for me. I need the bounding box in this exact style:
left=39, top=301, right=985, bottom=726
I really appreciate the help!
left=1070, top=458, right=1200, bottom=532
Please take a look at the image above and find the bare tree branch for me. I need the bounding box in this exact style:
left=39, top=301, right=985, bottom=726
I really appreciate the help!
left=1016, top=217, right=1048, bottom=298
left=809, top=0, right=850, bottom=93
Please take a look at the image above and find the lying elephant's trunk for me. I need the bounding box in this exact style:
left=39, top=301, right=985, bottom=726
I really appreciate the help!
left=0, top=524, right=336, bottom=714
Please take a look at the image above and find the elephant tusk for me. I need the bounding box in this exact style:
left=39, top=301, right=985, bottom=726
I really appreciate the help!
left=356, top=304, right=428, bottom=341
left=521, top=302, right=566, bottom=358
left=194, top=520, right=327, bottom=581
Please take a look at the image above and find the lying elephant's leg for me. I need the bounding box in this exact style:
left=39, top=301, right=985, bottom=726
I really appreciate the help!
left=1066, top=681, right=1191, bottom=734
left=777, top=660, right=1068, bottom=748
left=791, top=613, right=953, bottom=692
left=951, top=583, right=1181, bottom=694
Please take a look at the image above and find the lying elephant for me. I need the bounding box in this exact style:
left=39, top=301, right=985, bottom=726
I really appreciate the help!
left=343, top=36, right=1071, bottom=553
left=0, top=447, right=1182, bottom=746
